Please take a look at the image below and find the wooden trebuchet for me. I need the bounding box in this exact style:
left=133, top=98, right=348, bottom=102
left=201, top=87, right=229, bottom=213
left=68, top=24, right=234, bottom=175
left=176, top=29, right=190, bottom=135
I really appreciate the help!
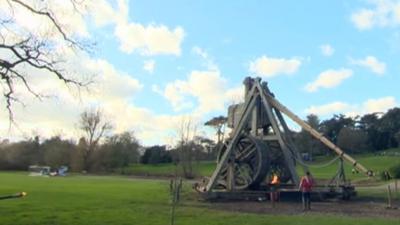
left=201, top=77, right=373, bottom=196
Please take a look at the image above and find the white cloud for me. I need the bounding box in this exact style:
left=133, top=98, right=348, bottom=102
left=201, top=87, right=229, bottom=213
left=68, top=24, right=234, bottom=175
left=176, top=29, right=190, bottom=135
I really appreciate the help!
left=305, top=68, right=353, bottom=92
left=320, top=44, right=335, bottom=56
left=225, top=86, right=244, bottom=105
left=305, top=102, right=351, bottom=116
left=351, top=0, right=400, bottom=30
left=162, top=70, right=226, bottom=113
left=350, top=56, right=386, bottom=75
left=158, top=47, right=243, bottom=116
left=0, top=0, right=185, bottom=56
left=0, top=53, right=146, bottom=141
left=89, top=0, right=117, bottom=27
left=362, top=96, right=397, bottom=114
left=143, top=60, right=155, bottom=73
left=159, top=70, right=243, bottom=115
left=93, top=0, right=184, bottom=55
left=85, top=59, right=143, bottom=101
left=351, top=9, right=376, bottom=30
left=163, top=79, right=195, bottom=111
left=249, top=55, right=301, bottom=78
left=114, top=22, right=184, bottom=55
left=0, top=53, right=206, bottom=145
left=101, top=101, right=197, bottom=145
left=305, top=97, right=397, bottom=117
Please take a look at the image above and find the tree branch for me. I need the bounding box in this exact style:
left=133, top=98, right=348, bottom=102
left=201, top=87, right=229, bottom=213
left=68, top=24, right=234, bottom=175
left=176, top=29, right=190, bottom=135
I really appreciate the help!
left=9, top=0, right=84, bottom=49
left=0, top=1, right=93, bottom=122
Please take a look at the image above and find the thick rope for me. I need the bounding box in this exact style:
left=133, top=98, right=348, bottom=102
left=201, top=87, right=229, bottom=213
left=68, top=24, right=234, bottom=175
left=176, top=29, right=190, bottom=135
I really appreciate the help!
left=294, top=155, right=341, bottom=168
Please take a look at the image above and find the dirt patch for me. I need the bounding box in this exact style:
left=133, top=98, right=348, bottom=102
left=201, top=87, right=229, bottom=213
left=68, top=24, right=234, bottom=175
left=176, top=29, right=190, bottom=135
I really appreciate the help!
left=210, top=199, right=400, bottom=218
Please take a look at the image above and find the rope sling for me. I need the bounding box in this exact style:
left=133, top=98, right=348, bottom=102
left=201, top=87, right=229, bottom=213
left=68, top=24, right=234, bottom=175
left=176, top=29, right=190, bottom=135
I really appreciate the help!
left=293, top=154, right=342, bottom=168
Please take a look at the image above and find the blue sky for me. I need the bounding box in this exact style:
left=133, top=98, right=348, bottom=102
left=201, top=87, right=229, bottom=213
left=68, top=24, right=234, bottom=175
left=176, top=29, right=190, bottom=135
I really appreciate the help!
left=96, top=0, right=399, bottom=115
left=1, top=0, right=400, bottom=145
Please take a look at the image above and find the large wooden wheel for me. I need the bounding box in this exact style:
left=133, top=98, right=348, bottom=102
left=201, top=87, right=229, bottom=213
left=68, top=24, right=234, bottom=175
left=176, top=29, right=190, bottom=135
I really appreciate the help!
left=216, top=135, right=269, bottom=190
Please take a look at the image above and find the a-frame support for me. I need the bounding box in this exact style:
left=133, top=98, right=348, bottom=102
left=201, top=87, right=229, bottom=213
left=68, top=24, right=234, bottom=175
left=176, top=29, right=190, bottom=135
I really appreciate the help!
left=206, top=80, right=300, bottom=192
left=205, top=77, right=372, bottom=193
left=329, top=158, right=347, bottom=187
left=205, top=85, right=259, bottom=191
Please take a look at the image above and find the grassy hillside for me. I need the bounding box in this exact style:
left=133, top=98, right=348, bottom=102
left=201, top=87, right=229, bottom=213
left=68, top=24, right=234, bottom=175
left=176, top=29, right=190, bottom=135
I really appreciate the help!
left=0, top=172, right=398, bottom=225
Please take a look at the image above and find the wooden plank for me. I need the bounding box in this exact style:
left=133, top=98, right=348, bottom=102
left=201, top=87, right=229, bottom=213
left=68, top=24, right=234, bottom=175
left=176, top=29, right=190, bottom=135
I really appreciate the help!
left=251, top=97, right=259, bottom=136
left=260, top=135, right=279, bottom=141
left=227, top=162, right=234, bottom=191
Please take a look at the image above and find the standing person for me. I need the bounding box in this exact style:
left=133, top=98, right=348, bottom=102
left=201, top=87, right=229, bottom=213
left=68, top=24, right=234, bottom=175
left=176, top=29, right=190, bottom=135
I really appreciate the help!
left=299, top=171, right=314, bottom=211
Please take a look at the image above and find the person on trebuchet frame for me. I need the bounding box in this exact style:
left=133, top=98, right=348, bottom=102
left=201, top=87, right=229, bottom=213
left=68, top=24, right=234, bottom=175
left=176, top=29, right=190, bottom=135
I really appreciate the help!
left=299, top=171, right=314, bottom=211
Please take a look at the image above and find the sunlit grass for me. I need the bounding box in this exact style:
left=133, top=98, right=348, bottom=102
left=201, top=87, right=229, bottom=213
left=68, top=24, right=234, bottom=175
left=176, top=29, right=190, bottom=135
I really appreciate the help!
left=0, top=172, right=399, bottom=225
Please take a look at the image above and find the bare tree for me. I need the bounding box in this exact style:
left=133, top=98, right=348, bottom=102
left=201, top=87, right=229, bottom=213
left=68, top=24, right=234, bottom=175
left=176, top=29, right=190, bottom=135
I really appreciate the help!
left=176, top=117, right=197, bottom=179
left=0, top=0, right=92, bottom=120
left=79, top=108, right=112, bottom=171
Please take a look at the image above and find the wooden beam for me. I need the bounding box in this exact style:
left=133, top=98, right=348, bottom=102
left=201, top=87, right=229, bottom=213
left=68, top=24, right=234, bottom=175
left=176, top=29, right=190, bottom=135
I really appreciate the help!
left=274, top=108, right=308, bottom=174
left=260, top=135, right=279, bottom=141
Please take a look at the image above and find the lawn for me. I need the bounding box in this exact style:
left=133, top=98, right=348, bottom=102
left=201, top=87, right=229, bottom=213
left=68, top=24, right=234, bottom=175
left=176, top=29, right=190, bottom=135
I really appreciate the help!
left=123, top=153, right=399, bottom=182
left=304, top=154, right=400, bottom=181
left=0, top=172, right=398, bottom=225
left=123, top=161, right=216, bottom=177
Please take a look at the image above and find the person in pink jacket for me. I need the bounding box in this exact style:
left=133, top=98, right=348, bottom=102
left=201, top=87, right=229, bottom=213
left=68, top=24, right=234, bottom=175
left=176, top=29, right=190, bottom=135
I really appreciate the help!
left=299, top=171, right=314, bottom=211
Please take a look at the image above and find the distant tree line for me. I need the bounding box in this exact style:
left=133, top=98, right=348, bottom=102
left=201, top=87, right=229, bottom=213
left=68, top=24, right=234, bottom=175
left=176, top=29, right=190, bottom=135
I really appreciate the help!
left=0, top=132, right=141, bottom=172
left=2, top=107, right=400, bottom=174
left=294, top=107, right=400, bottom=156
left=140, top=137, right=216, bottom=165
left=0, top=133, right=215, bottom=173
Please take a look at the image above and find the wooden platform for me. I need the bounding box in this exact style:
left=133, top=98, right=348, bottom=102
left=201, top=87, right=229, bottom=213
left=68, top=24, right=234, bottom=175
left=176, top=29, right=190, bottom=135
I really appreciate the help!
left=198, top=185, right=356, bottom=201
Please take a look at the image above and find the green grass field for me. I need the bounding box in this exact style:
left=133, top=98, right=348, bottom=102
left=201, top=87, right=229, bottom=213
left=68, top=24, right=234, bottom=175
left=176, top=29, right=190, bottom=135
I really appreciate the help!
left=0, top=172, right=399, bottom=225
left=305, top=154, right=400, bottom=181
left=123, top=161, right=216, bottom=177
left=124, top=153, right=399, bottom=182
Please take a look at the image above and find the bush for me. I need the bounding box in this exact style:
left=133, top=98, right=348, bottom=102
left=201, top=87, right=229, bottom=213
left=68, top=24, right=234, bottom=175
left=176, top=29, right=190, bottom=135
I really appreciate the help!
left=389, top=164, right=400, bottom=179
left=140, top=145, right=172, bottom=164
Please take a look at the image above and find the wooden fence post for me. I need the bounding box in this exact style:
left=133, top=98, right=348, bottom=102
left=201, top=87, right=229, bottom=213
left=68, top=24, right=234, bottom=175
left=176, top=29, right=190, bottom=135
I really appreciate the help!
left=387, top=185, right=392, bottom=209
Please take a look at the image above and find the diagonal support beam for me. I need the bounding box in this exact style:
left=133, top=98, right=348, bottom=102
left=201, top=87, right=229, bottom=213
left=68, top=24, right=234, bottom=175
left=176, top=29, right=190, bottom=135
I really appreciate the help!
left=274, top=108, right=308, bottom=174
left=206, top=85, right=259, bottom=192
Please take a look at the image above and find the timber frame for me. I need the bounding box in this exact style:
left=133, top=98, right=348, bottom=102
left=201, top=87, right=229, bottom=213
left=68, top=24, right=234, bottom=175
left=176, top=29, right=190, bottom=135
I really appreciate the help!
left=203, top=77, right=372, bottom=195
